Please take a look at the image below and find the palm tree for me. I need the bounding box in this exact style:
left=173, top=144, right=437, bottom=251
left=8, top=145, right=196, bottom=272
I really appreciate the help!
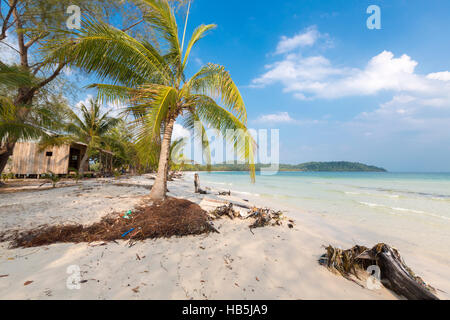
left=102, top=121, right=139, bottom=172
left=46, top=0, right=255, bottom=200
left=41, top=99, right=119, bottom=177
left=0, top=62, right=55, bottom=175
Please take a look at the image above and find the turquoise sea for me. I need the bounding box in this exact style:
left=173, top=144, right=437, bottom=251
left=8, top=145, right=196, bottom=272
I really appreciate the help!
left=198, top=171, right=450, bottom=257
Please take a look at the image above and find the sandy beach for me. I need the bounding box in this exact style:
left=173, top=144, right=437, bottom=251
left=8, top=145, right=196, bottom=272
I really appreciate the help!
left=0, top=174, right=447, bottom=300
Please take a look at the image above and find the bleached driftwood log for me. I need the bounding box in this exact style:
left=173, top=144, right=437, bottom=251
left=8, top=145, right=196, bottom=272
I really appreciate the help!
left=320, top=243, right=439, bottom=300
left=361, top=244, right=438, bottom=300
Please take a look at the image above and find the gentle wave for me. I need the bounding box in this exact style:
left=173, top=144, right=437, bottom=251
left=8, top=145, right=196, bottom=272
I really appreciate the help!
left=358, top=202, right=450, bottom=221
left=358, top=201, right=385, bottom=208
left=345, top=191, right=400, bottom=199
left=357, top=186, right=450, bottom=199
left=233, top=190, right=260, bottom=197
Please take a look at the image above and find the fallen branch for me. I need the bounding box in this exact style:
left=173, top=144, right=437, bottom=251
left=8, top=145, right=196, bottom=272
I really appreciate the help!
left=319, top=243, right=439, bottom=300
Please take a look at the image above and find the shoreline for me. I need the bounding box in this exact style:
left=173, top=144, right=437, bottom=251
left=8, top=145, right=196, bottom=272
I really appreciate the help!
left=0, top=174, right=447, bottom=299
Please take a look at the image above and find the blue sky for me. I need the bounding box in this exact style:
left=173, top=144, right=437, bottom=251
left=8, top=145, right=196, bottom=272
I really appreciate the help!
left=2, top=0, right=449, bottom=171
left=179, top=0, right=450, bottom=172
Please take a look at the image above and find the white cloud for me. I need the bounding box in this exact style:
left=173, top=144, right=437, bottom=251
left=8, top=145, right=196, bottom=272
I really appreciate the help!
left=75, top=95, right=94, bottom=109
left=275, top=26, right=321, bottom=54
left=252, top=27, right=450, bottom=171
left=63, top=66, right=73, bottom=76
left=255, top=112, right=295, bottom=123
left=427, top=71, right=450, bottom=81
left=253, top=49, right=450, bottom=105
left=75, top=94, right=126, bottom=119
left=194, top=58, right=204, bottom=66
left=172, top=123, right=190, bottom=140
left=0, top=32, right=19, bottom=64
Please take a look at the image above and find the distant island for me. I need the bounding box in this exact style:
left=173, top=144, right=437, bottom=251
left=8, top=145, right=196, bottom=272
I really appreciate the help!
left=183, top=161, right=387, bottom=172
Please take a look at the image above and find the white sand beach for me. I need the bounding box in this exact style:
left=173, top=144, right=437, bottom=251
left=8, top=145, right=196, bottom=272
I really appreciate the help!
left=0, top=174, right=447, bottom=300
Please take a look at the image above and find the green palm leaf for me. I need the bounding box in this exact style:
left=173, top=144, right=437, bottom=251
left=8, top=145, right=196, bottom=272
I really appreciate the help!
left=185, top=63, right=247, bottom=122
left=182, top=24, right=216, bottom=69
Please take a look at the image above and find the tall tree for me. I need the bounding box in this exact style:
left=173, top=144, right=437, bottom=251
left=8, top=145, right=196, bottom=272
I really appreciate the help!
left=0, top=0, right=148, bottom=174
left=46, top=0, right=255, bottom=200
left=102, top=120, right=139, bottom=172
left=41, top=98, right=119, bottom=177
left=0, top=62, right=60, bottom=174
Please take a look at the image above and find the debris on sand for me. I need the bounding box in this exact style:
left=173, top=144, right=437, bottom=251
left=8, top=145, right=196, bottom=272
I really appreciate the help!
left=208, top=203, right=291, bottom=230
left=2, top=198, right=218, bottom=248
left=319, top=243, right=439, bottom=300
left=247, top=207, right=285, bottom=229
left=209, top=203, right=241, bottom=219
left=168, top=172, right=183, bottom=181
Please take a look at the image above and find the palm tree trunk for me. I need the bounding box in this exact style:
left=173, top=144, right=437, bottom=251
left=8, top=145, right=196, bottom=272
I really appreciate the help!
left=79, top=147, right=90, bottom=178
left=150, top=118, right=176, bottom=201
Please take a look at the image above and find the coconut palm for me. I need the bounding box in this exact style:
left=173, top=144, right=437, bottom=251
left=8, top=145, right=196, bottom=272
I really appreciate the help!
left=46, top=0, right=255, bottom=200
left=102, top=121, right=139, bottom=172
left=0, top=62, right=55, bottom=175
left=41, top=99, right=119, bottom=177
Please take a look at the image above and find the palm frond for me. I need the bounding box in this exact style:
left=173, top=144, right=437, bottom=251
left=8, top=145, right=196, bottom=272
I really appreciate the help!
left=187, top=95, right=256, bottom=181
left=87, top=83, right=134, bottom=107
left=131, top=84, right=178, bottom=143
left=182, top=24, right=216, bottom=69
left=0, top=97, right=47, bottom=141
left=140, top=0, right=181, bottom=61
left=180, top=110, right=211, bottom=172
left=42, top=18, right=170, bottom=87
left=185, top=63, right=247, bottom=122
left=0, top=62, right=35, bottom=88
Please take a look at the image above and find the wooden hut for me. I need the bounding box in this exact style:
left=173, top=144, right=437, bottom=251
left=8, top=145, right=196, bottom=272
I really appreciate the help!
left=5, top=141, right=113, bottom=176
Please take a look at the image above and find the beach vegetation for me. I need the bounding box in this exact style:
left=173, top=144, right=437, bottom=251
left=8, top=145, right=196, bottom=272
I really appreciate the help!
left=44, top=0, right=255, bottom=200
left=39, top=98, right=119, bottom=177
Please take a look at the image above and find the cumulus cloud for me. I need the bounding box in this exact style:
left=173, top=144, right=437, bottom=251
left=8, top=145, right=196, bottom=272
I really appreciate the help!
left=251, top=27, right=450, bottom=170
left=275, top=26, right=321, bottom=54
left=74, top=94, right=126, bottom=119
left=427, top=71, right=450, bottom=81
left=255, top=112, right=296, bottom=123
left=253, top=48, right=450, bottom=106
left=172, top=123, right=191, bottom=140
left=0, top=32, right=19, bottom=64
left=253, top=112, right=327, bottom=127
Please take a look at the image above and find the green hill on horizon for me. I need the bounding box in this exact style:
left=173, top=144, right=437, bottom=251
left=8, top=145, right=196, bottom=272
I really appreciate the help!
left=287, top=161, right=387, bottom=172
left=183, top=161, right=387, bottom=172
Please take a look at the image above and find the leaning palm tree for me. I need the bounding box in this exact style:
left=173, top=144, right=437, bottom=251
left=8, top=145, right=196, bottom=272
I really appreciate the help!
left=45, top=0, right=255, bottom=200
left=41, top=99, right=119, bottom=177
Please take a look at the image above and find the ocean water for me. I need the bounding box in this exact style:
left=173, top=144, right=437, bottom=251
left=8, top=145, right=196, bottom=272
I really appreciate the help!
left=198, top=171, right=450, bottom=256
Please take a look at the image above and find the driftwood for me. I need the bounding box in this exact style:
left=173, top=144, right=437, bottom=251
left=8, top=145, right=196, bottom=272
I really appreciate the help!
left=320, top=243, right=439, bottom=300
left=364, top=244, right=438, bottom=300
left=193, top=173, right=208, bottom=194
left=194, top=173, right=200, bottom=193
left=208, top=203, right=290, bottom=232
